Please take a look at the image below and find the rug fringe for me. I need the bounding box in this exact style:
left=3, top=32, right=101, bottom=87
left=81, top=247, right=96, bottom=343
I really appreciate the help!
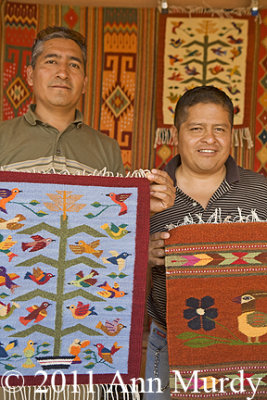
left=0, top=167, right=151, bottom=178
left=157, top=3, right=260, bottom=20
left=1, top=384, right=140, bottom=400
left=154, top=127, right=178, bottom=148
left=233, top=127, right=254, bottom=148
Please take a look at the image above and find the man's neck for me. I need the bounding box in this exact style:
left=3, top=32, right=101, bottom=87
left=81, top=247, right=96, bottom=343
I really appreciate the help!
left=34, top=104, right=76, bottom=132
left=176, top=165, right=226, bottom=209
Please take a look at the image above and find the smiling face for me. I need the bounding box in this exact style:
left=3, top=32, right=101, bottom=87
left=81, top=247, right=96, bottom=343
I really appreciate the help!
left=27, top=38, right=87, bottom=117
left=177, top=102, right=233, bottom=177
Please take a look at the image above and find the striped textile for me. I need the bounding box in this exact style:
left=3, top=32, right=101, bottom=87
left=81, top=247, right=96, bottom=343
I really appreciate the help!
left=254, top=9, right=267, bottom=176
left=165, top=222, right=267, bottom=399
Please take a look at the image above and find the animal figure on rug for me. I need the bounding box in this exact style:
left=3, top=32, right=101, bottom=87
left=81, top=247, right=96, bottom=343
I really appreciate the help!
left=106, top=192, right=132, bottom=216
left=101, top=223, right=130, bottom=240
left=19, top=301, right=51, bottom=326
left=168, top=54, right=183, bottom=65
left=0, top=266, right=19, bottom=293
left=68, top=339, right=90, bottom=362
left=0, top=340, right=18, bottom=358
left=69, top=239, right=103, bottom=258
left=22, top=340, right=35, bottom=368
left=0, top=234, right=17, bottom=261
left=211, top=47, right=227, bottom=56
left=95, top=318, right=126, bottom=336
left=0, top=214, right=26, bottom=230
left=227, top=35, right=243, bottom=44
left=230, top=46, right=242, bottom=60
left=102, top=251, right=131, bottom=271
left=24, top=267, right=55, bottom=285
left=185, top=65, right=199, bottom=76
left=232, top=291, right=267, bottom=343
left=209, top=65, right=224, bottom=75
left=0, top=301, right=20, bottom=319
left=22, top=235, right=55, bottom=252
left=94, top=342, right=122, bottom=363
left=97, top=281, right=127, bottom=299
left=0, top=188, right=21, bottom=214
left=67, top=301, right=97, bottom=319
left=68, top=269, right=99, bottom=288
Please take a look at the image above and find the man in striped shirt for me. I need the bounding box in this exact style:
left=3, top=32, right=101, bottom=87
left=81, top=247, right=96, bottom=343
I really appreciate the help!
left=144, top=86, right=267, bottom=400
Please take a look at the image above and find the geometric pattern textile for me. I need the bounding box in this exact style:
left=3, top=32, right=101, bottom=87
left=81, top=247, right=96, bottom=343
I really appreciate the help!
left=155, top=12, right=257, bottom=171
left=1, top=1, right=158, bottom=172
left=254, top=10, right=267, bottom=176
left=165, top=222, right=267, bottom=399
left=0, top=171, right=149, bottom=387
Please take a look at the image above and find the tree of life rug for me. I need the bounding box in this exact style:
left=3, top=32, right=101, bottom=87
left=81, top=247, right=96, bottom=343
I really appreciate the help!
left=0, top=171, right=150, bottom=389
left=165, top=222, right=267, bottom=399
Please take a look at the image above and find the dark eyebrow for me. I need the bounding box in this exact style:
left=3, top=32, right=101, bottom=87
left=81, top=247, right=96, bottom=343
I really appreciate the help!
left=44, top=54, right=83, bottom=64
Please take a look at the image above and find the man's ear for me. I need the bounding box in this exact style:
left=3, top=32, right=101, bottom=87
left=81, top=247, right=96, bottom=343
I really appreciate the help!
left=27, top=65, right=34, bottom=87
left=82, top=75, right=88, bottom=95
left=170, top=125, right=178, bottom=146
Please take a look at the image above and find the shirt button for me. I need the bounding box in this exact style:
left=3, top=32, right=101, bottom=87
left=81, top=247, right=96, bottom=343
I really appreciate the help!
left=56, top=149, right=61, bottom=155
left=192, top=201, right=197, bottom=207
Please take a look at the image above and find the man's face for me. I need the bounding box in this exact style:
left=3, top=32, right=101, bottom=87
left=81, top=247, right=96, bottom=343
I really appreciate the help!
left=177, top=103, right=233, bottom=176
left=27, top=38, right=87, bottom=113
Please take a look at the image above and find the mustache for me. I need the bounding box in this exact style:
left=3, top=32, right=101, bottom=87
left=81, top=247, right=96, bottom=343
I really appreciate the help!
left=48, top=80, right=72, bottom=89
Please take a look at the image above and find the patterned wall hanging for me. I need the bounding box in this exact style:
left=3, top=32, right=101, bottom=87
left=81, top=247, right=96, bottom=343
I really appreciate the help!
left=254, top=9, right=267, bottom=176
left=0, top=170, right=149, bottom=389
left=0, top=1, right=158, bottom=172
left=165, top=222, right=267, bottom=399
left=155, top=12, right=257, bottom=171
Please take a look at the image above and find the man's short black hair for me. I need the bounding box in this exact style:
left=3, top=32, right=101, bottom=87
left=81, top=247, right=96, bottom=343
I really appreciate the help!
left=174, top=86, right=234, bottom=131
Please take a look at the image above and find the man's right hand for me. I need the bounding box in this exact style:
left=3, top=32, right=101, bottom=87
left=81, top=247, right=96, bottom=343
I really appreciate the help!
left=148, top=231, right=170, bottom=267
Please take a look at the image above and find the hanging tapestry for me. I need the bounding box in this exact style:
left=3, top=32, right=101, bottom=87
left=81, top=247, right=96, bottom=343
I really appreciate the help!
left=0, top=1, right=157, bottom=172
left=0, top=171, right=149, bottom=388
left=165, top=222, right=267, bottom=399
left=155, top=12, right=256, bottom=170
left=254, top=9, right=267, bottom=176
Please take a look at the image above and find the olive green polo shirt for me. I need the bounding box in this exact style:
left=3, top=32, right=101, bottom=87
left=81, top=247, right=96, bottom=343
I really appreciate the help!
left=0, top=105, right=124, bottom=175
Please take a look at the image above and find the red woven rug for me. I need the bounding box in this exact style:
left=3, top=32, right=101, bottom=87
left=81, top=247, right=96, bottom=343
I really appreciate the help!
left=165, top=222, right=267, bottom=399
left=0, top=171, right=149, bottom=388
left=254, top=10, right=267, bottom=176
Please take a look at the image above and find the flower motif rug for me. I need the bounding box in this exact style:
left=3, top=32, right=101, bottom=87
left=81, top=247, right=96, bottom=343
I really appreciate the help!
left=0, top=171, right=149, bottom=388
left=165, top=222, right=267, bottom=399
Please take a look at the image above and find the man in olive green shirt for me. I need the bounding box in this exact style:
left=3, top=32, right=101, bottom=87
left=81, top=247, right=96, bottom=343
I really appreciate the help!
left=0, top=26, right=175, bottom=213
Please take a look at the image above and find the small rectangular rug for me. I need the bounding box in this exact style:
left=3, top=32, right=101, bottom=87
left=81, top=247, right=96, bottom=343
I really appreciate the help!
left=0, top=171, right=149, bottom=388
left=165, top=222, right=267, bottom=399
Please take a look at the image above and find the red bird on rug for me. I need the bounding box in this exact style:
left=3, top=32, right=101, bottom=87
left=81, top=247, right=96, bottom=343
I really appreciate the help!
left=106, top=193, right=132, bottom=216
left=22, top=235, right=55, bottom=252
left=94, top=342, right=122, bottom=363
left=19, top=301, right=51, bottom=325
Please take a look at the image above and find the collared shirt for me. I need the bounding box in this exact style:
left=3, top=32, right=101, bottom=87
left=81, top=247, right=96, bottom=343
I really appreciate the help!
left=0, top=105, right=124, bottom=175
left=147, top=155, right=267, bottom=329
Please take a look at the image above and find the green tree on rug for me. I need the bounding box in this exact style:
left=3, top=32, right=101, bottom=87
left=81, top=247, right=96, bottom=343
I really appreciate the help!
left=12, top=190, right=106, bottom=356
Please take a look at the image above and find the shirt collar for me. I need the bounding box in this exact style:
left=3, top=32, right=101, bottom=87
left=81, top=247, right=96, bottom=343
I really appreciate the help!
left=24, top=104, right=83, bottom=128
left=165, top=154, right=240, bottom=186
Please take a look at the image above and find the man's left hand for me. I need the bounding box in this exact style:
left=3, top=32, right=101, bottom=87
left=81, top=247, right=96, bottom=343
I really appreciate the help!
left=146, top=169, right=175, bottom=215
